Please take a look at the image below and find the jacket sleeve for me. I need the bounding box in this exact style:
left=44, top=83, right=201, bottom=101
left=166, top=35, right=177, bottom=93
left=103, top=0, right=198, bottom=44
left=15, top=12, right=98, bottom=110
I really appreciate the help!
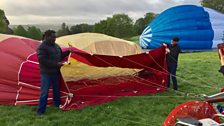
left=37, top=46, right=59, bottom=68
left=61, top=50, right=70, bottom=60
left=170, top=46, right=181, bottom=58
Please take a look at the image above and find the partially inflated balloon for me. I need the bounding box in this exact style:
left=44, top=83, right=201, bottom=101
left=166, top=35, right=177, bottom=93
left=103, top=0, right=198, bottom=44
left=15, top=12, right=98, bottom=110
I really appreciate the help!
left=140, top=5, right=224, bottom=50
left=0, top=33, right=168, bottom=110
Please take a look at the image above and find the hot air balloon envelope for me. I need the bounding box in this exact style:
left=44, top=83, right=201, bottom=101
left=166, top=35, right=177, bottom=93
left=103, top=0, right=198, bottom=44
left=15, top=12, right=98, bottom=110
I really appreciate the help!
left=140, top=5, right=224, bottom=50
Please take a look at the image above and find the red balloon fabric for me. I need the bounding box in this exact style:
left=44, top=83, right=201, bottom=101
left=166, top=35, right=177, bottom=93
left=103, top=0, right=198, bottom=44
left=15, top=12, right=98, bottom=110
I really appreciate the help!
left=60, top=46, right=168, bottom=110
left=0, top=37, right=168, bottom=110
left=0, top=37, right=40, bottom=104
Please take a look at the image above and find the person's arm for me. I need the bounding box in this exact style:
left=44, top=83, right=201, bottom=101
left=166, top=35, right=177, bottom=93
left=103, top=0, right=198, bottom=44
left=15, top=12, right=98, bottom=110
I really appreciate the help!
left=61, top=50, right=70, bottom=60
left=55, top=44, right=71, bottom=60
left=37, top=46, right=60, bottom=68
left=162, top=43, right=170, bottom=53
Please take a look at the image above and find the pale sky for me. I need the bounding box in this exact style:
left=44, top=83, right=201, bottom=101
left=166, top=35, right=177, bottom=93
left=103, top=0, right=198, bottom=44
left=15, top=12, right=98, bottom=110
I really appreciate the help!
left=0, top=0, right=201, bottom=25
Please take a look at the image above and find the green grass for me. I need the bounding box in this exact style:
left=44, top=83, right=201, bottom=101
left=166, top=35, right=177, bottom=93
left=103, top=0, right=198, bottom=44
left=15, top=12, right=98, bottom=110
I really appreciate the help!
left=1, top=50, right=223, bottom=126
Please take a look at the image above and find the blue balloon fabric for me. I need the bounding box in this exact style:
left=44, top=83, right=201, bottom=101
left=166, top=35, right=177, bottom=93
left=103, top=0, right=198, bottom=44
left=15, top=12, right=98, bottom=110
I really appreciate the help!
left=140, top=5, right=224, bottom=50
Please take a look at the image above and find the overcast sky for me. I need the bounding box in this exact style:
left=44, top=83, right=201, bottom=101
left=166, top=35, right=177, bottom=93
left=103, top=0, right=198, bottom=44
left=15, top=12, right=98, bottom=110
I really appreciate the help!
left=0, top=0, right=201, bottom=25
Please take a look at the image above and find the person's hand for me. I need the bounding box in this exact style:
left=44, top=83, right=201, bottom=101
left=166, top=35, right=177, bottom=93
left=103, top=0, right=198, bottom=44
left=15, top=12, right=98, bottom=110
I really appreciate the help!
left=68, top=48, right=73, bottom=53
left=62, top=61, right=71, bottom=65
left=162, top=43, right=167, bottom=47
left=57, top=62, right=63, bottom=67
left=165, top=48, right=170, bottom=54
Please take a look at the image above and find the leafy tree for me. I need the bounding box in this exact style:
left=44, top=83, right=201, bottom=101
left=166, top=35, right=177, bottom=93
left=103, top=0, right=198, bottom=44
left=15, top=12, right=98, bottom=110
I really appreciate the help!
left=143, top=12, right=157, bottom=26
left=0, top=9, right=13, bottom=34
left=27, top=26, right=42, bottom=40
left=57, top=23, right=70, bottom=37
left=93, top=20, right=109, bottom=34
left=70, top=25, right=81, bottom=34
left=201, top=0, right=224, bottom=13
left=70, top=23, right=93, bottom=34
left=134, top=18, right=145, bottom=35
left=13, top=25, right=28, bottom=37
left=133, top=12, right=157, bottom=35
left=111, top=14, right=134, bottom=37
left=93, top=14, right=134, bottom=38
left=0, top=10, right=7, bottom=33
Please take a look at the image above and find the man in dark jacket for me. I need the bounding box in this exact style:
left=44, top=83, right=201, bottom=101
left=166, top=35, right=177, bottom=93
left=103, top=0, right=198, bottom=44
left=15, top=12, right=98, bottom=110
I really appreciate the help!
left=36, top=30, right=71, bottom=115
left=164, top=37, right=181, bottom=91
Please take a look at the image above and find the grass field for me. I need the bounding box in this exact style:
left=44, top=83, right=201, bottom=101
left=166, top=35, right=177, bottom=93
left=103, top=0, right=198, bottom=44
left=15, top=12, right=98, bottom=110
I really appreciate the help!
left=0, top=41, right=224, bottom=126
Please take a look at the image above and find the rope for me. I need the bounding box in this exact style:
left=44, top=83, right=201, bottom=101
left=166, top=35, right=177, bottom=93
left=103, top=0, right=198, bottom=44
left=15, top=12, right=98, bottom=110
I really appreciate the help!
left=72, top=94, right=199, bottom=99
left=93, top=55, right=167, bottom=90
left=112, top=116, right=149, bottom=126
left=65, top=46, right=222, bottom=125
left=120, top=54, right=203, bottom=97
left=169, top=51, right=220, bottom=90
left=67, top=48, right=214, bottom=100
left=148, top=53, right=220, bottom=91
left=62, top=52, right=74, bottom=97
left=64, top=52, right=172, bottom=97
left=92, top=53, right=205, bottom=99
left=66, top=49, right=213, bottom=125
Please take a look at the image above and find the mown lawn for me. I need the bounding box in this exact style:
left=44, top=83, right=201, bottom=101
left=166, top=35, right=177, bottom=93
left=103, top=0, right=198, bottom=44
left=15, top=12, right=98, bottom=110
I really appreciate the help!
left=0, top=48, right=223, bottom=126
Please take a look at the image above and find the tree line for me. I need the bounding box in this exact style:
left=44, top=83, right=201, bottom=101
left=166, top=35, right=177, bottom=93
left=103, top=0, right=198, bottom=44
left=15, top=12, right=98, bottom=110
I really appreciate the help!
left=0, top=9, right=42, bottom=40
left=56, top=13, right=157, bottom=38
left=201, top=0, right=224, bottom=13
left=0, top=11, right=157, bottom=40
left=0, top=0, right=223, bottom=40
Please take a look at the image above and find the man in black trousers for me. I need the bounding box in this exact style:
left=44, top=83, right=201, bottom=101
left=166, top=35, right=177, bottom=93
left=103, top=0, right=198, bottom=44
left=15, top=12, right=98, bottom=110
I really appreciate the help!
left=163, top=37, right=181, bottom=91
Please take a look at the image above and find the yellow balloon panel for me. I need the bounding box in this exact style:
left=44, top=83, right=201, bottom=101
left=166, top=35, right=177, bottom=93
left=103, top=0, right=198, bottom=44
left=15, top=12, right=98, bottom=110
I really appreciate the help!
left=60, top=57, right=141, bottom=82
left=56, top=33, right=143, bottom=56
